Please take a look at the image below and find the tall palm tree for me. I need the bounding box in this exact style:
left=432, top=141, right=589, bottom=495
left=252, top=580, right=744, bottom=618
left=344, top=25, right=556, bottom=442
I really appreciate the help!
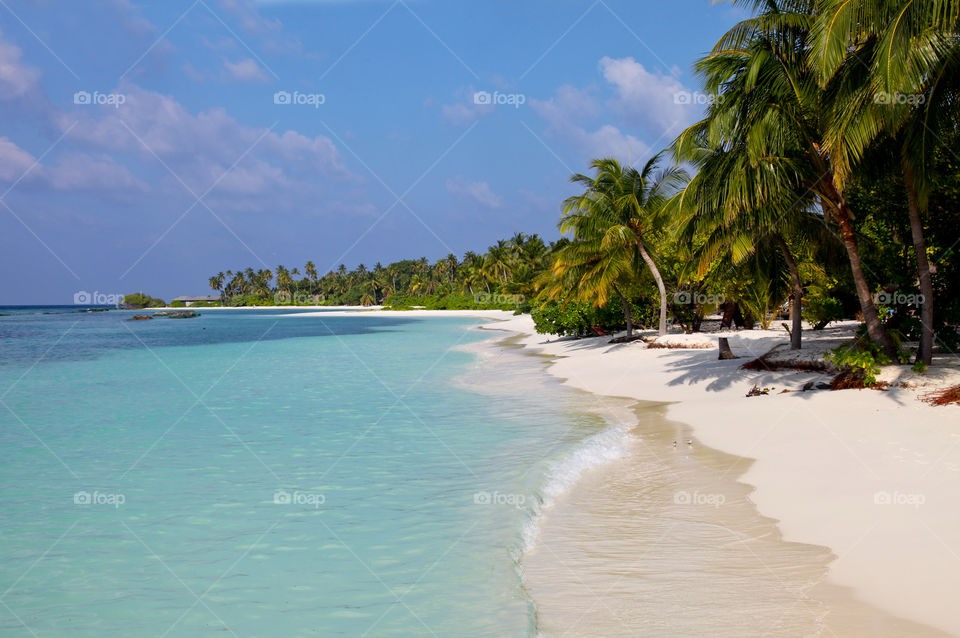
left=461, top=251, right=487, bottom=294
left=541, top=215, right=640, bottom=336
left=811, top=0, right=960, bottom=363
left=209, top=272, right=225, bottom=304
left=686, top=0, right=896, bottom=354
left=444, top=253, right=458, bottom=284
left=563, top=154, right=687, bottom=336
left=671, top=135, right=840, bottom=348
left=304, top=261, right=318, bottom=283
left=275, top=265, right=292, bottom=294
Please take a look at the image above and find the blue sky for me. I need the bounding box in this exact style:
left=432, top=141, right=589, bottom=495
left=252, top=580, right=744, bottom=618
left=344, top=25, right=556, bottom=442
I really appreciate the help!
left=0, top=0, right=746, bottom=303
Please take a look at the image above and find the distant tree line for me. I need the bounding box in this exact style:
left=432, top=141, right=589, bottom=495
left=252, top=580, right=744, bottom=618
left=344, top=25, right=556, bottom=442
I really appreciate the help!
left=206, top=233, right=563, bottom=311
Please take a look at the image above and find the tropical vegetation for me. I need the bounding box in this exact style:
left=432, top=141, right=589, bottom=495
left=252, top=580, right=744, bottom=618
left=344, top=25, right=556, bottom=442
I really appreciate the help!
left=198, top=0, right=959, bottom=368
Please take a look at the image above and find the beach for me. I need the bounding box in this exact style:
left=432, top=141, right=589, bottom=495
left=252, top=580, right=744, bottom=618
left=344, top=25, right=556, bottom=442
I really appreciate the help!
left=295, top=308, right=960, bottom=635
left=488, top=313, right=960, bottom=635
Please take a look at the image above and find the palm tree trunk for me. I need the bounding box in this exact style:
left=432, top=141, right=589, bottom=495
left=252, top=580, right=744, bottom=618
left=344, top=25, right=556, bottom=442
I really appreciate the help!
left=613, top=285, right=633, bottom=337
left=826, top=196, right=896, bottom=356
left=637, top=239, right=667, bottom=336
left=903, top=162, right=934, bottom=366
left=774, top=234, right=803, bottom=350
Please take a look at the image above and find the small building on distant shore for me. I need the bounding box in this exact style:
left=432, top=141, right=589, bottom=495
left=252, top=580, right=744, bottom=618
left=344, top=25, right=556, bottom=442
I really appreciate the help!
left=172, top=295, right=221, bottom=306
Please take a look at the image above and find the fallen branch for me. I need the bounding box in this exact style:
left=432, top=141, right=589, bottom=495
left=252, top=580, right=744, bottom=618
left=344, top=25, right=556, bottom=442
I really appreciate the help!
left=921, top=384, right=960, bottom=406
left=740, top=344, right=833, bottom=372
left=646, top=342, right=713, bottom=350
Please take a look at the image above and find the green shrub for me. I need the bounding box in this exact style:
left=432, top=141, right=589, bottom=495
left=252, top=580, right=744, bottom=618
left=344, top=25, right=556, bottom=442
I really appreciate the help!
left=124, top=293, right=166, bottom=308
left=381, top=293, right=525, bottom=311
left=530, top=300, right=624, bottom=336
left=802, top=295, right=845, bottom=328
left=826, top=341, right=890, bottom=386
left=227, top=294, right=271, bottom=307
left=936, top=325, right=960, bottom=354
left=826, top=326, right=910, bottom=386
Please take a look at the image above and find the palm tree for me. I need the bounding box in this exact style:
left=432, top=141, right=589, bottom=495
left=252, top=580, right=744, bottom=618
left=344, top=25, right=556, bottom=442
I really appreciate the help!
left=685, top=0, right=897, bottom=354
left=444, top=253, right=458, bottom=284
left=461, top=251, right=486, bottom=294
left=811, top=0, right=960, bottom=363
left=486, top=240, right=513, bottom=285
left=671, top=135, right=840, bottom=348
left=541, top=216, right=640, bottom=336
left=519, top=234, right=549, bottom=268
left=304, top=261, right=318, bottom=283
left=209, top=272, right=225, bottom=304
left=563, top=155, right=687, bottom=336
left=275, top=265, right=292, bottom=294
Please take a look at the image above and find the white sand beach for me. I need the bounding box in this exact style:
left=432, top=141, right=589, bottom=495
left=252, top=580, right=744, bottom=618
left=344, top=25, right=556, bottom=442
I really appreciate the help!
left=292, top=308, right=960, bottom=634
left=479, top=314, right=960, bottom=636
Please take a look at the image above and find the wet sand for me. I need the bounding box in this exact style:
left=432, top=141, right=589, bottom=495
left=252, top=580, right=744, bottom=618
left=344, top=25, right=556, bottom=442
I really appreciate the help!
left=522, top=400, right=947, bottom=637
left=469, top=333, right=947, bottom=637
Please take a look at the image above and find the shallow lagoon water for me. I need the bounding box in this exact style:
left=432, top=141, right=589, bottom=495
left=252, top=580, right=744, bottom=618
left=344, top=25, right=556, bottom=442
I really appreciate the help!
left=0, top=308, right=615, bottom=637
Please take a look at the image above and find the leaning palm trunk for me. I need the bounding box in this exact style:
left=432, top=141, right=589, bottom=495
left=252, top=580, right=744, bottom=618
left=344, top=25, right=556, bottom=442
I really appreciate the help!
left=614, top=284, right=633, bottom=337
left=828, top=198, right=896, bottom=356
left=903, top=163, right=935, bottom=365
left=774, top=234, right=803, bottom=350
left=637, top=239, right=667, bottom=336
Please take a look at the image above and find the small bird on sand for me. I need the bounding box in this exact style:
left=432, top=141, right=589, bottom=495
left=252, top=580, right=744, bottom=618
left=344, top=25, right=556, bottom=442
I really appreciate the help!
left=686, top=439, right=693, bottom=447
left=672, top=440, right=678, bottom=448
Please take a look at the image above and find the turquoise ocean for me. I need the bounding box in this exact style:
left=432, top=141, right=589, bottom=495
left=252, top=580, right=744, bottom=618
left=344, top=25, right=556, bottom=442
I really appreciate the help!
left=0, top=307, right=623, bottom=637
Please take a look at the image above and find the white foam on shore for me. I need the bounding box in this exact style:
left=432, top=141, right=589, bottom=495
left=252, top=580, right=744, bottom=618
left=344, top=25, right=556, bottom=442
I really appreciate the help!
left=520, top=422, right=634, bottom=555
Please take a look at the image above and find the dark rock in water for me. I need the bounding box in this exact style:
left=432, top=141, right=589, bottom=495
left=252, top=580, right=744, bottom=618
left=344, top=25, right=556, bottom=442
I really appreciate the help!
left=156, top=310, right=199, bottom=319
left=129, top=315, right=153, bottom=321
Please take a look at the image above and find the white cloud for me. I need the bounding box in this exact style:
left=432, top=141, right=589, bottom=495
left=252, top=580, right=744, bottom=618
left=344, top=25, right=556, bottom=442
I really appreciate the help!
left=442, top=103, right=483, bottom=126
left=222, top=57, right=267, bottom=83
left=46, top=152, right=148, bottom=192
left=0, top=140, right=147, bottom=197
left=599, top=56, right=693, bottom=136
left=52, top=84, right=354, bottom=212
left=440, top=87, right=494, bottom=126
left=537, top=85, right=599, bottom=120
left=530, top=87, right=650, bottom=162
left=0, top=29, right=40, bottom=100
left=61, top=85, right=349, bottom=194
left=446, top=176, right=502, bottom=208
left=0, top=136, right=37, bottom=181
left=106, top=0, right=157, bottom=35
left=221, top=0, right=282, bottom=33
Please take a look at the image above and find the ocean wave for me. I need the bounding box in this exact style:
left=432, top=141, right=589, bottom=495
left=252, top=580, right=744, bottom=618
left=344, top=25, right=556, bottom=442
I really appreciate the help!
left=520, top=423, right=634, bottom=555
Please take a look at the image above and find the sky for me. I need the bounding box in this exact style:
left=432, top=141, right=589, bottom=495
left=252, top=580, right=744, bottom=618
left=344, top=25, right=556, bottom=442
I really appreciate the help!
left=0, top=0, right=747, bottom=304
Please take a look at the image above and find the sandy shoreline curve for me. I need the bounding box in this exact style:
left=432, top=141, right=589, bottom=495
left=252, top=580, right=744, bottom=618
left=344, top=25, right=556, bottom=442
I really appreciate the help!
left=287, top=308, right=960, bottom=634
